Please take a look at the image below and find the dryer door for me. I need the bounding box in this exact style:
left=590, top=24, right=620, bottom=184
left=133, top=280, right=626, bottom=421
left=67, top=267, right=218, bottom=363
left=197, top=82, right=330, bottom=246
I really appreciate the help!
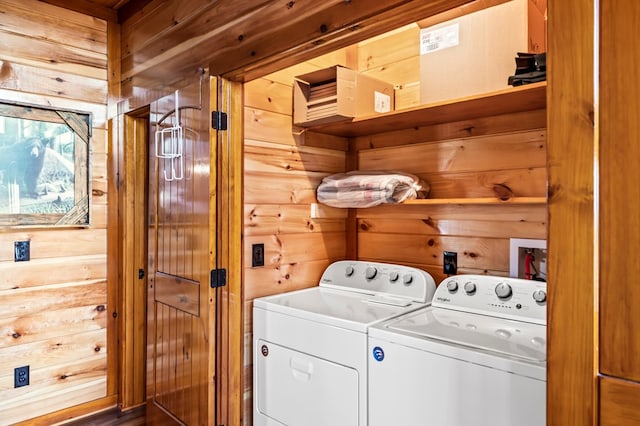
left=255, top=339, right=359, bottom=426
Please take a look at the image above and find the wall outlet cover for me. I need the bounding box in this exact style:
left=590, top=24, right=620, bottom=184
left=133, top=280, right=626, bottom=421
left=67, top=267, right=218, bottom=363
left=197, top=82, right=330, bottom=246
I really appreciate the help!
left=14, top=241, right=30, bottom=262
left=252, top=243, right=265, bottom=268
left=14, top=365, right=29, bottom=388
left=443, top=251, right=457, bottom=275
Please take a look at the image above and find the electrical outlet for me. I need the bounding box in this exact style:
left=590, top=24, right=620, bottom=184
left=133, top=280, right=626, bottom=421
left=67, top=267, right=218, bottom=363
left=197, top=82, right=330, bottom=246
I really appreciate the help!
left=14, top=365, right=29, bottom=388
left=14, top=241, right=30, bottom=262
left=252, top=243, right=265, bottom=267
left=443, top=251, right=457, bottom=275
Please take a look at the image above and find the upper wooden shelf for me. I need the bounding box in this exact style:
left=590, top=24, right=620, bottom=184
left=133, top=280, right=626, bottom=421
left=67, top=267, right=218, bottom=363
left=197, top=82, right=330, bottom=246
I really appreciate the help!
left=402, top=196, right=547, bottom=206
left=306, top=82, right=547, bottom=138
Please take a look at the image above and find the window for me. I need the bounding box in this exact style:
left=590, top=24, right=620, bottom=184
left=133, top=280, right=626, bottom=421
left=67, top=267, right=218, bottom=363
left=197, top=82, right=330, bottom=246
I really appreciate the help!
left=0, top=102, right=90, bottom=226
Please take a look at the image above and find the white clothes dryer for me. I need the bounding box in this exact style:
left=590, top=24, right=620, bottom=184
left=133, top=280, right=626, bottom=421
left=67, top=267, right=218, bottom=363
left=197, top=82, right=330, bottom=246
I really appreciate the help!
left=253, top=260, right=437, bottom=426
left=368, top=275, right=547, bottom=426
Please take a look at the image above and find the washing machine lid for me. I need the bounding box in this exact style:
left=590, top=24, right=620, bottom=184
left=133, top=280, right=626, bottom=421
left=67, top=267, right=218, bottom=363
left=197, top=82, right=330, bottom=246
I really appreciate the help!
left=254, top=286, right=426, bottom=333
left=382, top=306, right=546, bottom=362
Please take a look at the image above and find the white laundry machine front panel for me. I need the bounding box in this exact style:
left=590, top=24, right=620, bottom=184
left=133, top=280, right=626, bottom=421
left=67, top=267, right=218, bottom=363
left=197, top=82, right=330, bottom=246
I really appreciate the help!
left=368, top=336, right=546, bottom=426
left=254, top=305, right=368, bottom=426
left=253, top=306, right=368, bottom=368
left=255, top=340, right=359, bottom=426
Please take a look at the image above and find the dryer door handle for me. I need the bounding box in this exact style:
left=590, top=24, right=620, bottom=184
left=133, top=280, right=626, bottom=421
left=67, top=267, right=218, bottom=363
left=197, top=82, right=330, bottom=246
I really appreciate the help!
left=290, top=357, right=314, bottom=382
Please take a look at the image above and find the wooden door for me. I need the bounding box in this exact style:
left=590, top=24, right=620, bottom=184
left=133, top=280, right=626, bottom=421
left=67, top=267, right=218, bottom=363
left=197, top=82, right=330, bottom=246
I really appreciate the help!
left=599, top=0, right=640, bottom=424
left=146, top=76, right=215, bottom=425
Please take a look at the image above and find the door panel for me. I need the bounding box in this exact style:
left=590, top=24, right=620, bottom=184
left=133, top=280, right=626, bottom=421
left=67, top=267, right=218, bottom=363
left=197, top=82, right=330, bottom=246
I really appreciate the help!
left=154, top=272, right=200, bottom=316
left=147, top=76, right=214, bottom=425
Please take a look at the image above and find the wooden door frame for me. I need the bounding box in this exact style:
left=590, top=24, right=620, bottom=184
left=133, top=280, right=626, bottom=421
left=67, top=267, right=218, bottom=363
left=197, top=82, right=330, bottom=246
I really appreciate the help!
left=109, top=107, right=150, bottom=411
left=547, top=0, right=598, bottom=424
left=109, top=78, right=244, bottom=424
left=212, top=76, right=244, bottom=426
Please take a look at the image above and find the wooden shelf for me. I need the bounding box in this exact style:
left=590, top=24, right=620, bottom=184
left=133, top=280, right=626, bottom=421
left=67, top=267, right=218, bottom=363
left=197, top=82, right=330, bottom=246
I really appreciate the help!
left=307, top=82, right=547, bottom=137
left=402, top=197, right=547, bottom=206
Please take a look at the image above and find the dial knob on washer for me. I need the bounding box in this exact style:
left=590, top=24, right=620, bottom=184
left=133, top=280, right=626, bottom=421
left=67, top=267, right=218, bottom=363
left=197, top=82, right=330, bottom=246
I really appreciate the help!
left=365, top=266, right=377, bottom=280
left=533, top=289, right=547, bottom=303
left=446, top=280, right=458, bottom=292
left=345, top=266, right=355, bottom=277
left=464, top=281, right=476, bottom=294
left=403, top=274, right=413, bottom=285
left=495, top=282, right=513, bottom=299
left=389, top=272, right=399, bottom=282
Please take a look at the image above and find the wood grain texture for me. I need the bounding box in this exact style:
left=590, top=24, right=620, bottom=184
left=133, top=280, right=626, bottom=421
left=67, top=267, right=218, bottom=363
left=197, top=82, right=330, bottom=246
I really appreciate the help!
left=116, top=114, right=148, bottom=410
left=62, top=405, right=147, bottom=426
left=245, top=204, right=346, bottom=236
left=546, top=0, right=597, bottom=424
left=310, top=83, right=546, bottom=137
left=147, top=78, right=213, bottom=425
left=39, top=0, right=117, bottom=22
left=599, top=0, right=640, bottom=383
left=351, top=109, right=546, bottom=150
left=243, top=67, right=349, bottom=422
left=118, top=0, right=476, bottom=108
left=358, top=217, right=546, bottom=239
left=360, top=130, right=546, bottom=173
left=600, top=376, right=640, bottom=426
left=14, top=396, right=117, bottom=426
left=0, top=0, right=107, bottom=53
left=359, top=233, right=509, bottom=271
left=213, top=77, right=246, bottom=426
left=0, top=25, right=108, bottom=419
left=358, top=202, right=547, bottom=222
left=0, top=17, right=108, bottom=409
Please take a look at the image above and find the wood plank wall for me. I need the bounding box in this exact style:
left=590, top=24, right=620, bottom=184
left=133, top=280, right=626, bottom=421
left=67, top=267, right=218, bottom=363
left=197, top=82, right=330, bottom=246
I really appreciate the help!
left=355, top=23, right=547, bottom=280
left=242, top=49, right=354, bottom=424
left=242, top=22, right=548, bottom=424
left=0, top=1, right=109, bottom=424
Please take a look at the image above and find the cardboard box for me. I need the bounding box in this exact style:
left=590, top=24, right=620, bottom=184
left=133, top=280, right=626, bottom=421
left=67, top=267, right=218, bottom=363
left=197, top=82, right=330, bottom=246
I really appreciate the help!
left=293, top=66, right=394, bottom=127
left=419, top=0, right=546, bottom=104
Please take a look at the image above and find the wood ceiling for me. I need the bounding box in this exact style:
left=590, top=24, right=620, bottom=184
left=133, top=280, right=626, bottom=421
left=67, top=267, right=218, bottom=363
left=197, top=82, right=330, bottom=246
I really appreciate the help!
left=40, top=0, right=151, bottom=23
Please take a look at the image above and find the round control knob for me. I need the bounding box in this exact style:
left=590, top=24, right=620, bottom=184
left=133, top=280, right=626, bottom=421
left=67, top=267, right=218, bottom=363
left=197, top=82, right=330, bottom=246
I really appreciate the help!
left=345, top=266, right=355, bottom=277
left=495, top=282, right=513, bottom=299
left=533, top=289, right=547, bottom=303
left=402, top=274, right=413, bottom=285
left=446, top=280, right=458, bottom=292
left=463, top=281, right=476, bottom=294
left=365, top=266, right=377, bottom=280
left=389, top=271, right=399, bottom=282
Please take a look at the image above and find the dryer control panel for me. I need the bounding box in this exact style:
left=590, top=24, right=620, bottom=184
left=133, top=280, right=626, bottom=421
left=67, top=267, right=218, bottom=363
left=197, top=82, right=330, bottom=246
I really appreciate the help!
left=434, top=275, right=546, bottom=325
left=320, top=261, right=437, bottom=304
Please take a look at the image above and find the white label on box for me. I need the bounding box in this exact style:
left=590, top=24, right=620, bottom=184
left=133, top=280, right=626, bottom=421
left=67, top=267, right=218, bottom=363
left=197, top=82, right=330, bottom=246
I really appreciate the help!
left=420, top=23, right=460, bottom=55
left=374, top=91, right=391, bottom=113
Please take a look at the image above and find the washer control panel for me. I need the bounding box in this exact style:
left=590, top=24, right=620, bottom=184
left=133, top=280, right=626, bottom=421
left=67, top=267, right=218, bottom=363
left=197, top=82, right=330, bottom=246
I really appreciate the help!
left=320, top=260, right=437, bottom=303
left=434, top=275, right=546, bottom=325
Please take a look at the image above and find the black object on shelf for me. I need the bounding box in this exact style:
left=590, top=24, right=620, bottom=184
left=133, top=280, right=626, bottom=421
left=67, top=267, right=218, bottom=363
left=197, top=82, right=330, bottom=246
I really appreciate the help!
left=508, top=52, right=546, bottom=86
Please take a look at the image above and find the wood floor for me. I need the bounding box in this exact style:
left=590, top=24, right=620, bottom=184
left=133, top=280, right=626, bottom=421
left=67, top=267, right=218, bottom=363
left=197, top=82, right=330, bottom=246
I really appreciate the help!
left=64, top=406, right=147, bottom=426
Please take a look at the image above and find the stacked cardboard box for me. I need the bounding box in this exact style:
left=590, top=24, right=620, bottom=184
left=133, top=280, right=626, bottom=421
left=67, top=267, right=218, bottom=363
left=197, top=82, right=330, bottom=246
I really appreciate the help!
left=293, top=66, right=394, bottom=127
left=419, top=0, right=547, bottom=104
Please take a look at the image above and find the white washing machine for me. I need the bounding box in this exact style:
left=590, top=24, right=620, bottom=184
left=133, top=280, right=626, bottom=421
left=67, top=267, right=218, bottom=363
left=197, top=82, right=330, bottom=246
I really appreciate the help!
left=368, top=275, right=547, bottom=426
left=253, top=260, right=437, bottom=426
